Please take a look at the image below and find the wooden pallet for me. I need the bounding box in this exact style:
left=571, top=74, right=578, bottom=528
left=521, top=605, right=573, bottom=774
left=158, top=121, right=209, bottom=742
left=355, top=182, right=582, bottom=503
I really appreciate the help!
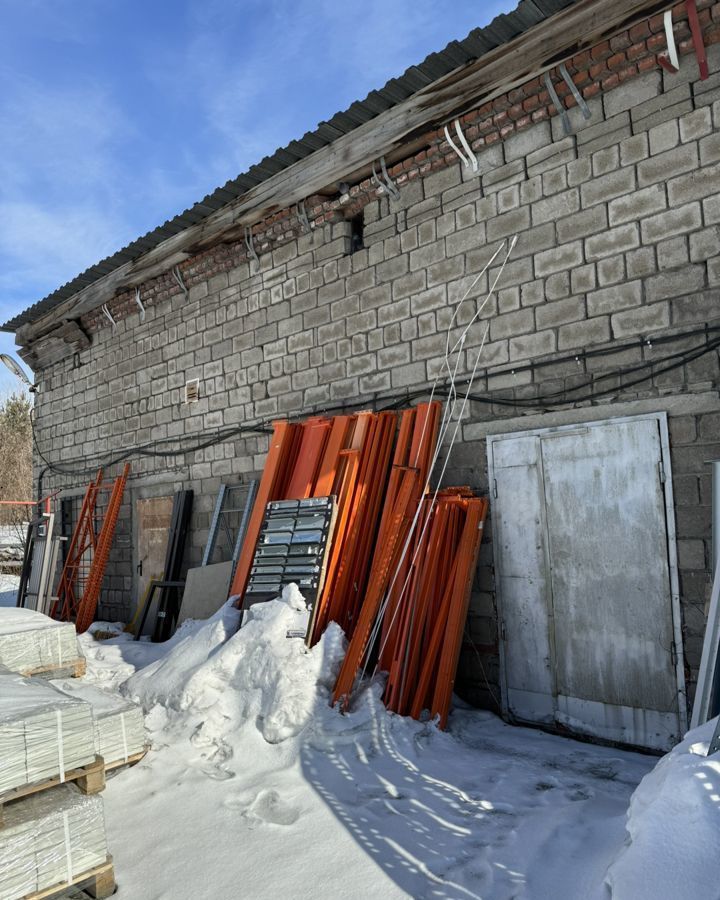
left=0, top=757, right=105, bottom=826
left=23, top=856, right=115, bottom=900
left=104, top=746, right=149, bottom=773
left=20, top=658, right=86, bottom=680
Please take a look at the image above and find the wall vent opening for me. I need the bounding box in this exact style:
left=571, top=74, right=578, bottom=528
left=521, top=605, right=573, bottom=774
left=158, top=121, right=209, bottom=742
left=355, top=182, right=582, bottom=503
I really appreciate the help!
left=349, top=211, right=364, bottom=253
left=185, top=378, right=200, bottom=403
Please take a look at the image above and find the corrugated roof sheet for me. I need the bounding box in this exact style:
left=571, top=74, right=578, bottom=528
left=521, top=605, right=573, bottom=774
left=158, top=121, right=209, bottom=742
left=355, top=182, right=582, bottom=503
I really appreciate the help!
left=2, top=0, right=574, bottom=333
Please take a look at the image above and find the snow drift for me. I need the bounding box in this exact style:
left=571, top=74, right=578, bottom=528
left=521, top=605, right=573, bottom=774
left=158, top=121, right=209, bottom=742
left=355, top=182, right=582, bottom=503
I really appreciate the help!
left=123, top=587, right=348, bottom=746
left=606, top=716, right=720, bottom=899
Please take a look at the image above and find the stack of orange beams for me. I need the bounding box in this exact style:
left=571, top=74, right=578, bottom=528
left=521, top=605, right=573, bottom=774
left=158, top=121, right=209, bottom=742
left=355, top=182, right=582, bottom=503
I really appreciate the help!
left=380, top=491, right=489, bottom=728
left=230, top=402, right=488, bottom=729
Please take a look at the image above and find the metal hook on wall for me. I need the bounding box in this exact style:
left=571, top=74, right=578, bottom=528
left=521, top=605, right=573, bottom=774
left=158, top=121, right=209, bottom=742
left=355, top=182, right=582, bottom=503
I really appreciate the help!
left=543, top=70, right=571, bottom=136
left=371, top=156, right=400, bottom=201
left=558, top=64, right=592, bottom=121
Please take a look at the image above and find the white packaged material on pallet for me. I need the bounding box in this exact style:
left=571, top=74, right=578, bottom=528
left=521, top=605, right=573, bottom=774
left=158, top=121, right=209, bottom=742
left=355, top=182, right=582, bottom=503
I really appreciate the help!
left=0, top=673, right=96, bottom=795
left=0, top=608, right=80, bottom=675
left=0, top=785, right=107, bottom=900
left=52, top=680, right=147, bottom=767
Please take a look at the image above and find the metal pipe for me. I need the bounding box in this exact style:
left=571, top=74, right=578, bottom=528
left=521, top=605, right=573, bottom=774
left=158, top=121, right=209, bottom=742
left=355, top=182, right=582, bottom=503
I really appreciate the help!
left=712, top=460, right=720, bottom=573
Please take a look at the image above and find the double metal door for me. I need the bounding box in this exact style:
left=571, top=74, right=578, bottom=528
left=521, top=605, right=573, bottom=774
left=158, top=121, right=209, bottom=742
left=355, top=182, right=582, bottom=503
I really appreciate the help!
left=488, top=413, right=686, bottom=751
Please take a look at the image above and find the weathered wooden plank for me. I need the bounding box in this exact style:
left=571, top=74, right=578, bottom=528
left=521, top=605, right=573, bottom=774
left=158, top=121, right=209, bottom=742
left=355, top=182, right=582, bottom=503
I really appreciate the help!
left=18, top=0, right=670, bottom=350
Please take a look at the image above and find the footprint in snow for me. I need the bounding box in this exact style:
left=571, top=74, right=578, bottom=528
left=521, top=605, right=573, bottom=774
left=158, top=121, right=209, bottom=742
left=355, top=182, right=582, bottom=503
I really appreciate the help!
left=242, top=790, right=300, bottom=827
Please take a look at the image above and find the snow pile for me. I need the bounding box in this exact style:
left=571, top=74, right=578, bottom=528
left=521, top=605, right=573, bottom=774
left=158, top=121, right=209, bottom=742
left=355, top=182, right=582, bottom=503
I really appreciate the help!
left=123, top=586, right=347, bottom=746
left=606, top=718, right=720, bottom=899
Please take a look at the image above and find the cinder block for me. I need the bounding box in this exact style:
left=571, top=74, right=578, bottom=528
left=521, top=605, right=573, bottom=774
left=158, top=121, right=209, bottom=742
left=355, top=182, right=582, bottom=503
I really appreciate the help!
left=534, top=240, right=584, bottom=277
left=535, top=295, right=585, bottom=329
left=587, top=280, right=642, bottom=317
left=581, top=166, right=636, bottom=207
left=508, top=329, right=556, bottom=361
left=557, top=205, right=608, bottom=243
left=504, top=121, right=551, bottom=161
left=637, top=143, right=699, bottom=187
left=668, top=163, right=720, bottom=207
left=690, top=226, right=720, bottom=262
left=608, top=183, right=667, bottom=226
left=603, top=71, right=662, bottom=117
left=611, top=301, right=669, bottom=338
left=645, top=265, right=706, bottom=302
left=532, top=188, right=579, bottom=226
left=640, top=202, right=702, bottom=244
left=585, top=223, right=639, bottom=260
left=558, top=315, right=610, bottom=351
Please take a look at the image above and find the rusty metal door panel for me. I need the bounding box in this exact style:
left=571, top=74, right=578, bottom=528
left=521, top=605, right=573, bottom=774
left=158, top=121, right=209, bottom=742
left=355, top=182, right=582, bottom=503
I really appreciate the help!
left=488, top=413, right=684, bottom=751
left=136, top=496, right=173, bottom=632
left=491, top=435, right=555, bottom=724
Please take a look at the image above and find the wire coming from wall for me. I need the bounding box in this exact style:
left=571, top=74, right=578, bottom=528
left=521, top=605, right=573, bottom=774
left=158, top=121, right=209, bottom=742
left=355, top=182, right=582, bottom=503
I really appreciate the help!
left=33, top=323, right=720, bottom=480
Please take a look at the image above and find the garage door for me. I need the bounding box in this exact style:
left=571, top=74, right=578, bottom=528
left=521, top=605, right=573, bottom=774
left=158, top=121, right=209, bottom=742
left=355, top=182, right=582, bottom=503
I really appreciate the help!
left=488, top=413, right=686, bottom=751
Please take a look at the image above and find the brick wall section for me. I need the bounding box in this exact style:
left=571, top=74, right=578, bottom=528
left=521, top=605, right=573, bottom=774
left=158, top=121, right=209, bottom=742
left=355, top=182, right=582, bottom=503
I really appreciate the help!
left=32, top=8, right=720, bottom=713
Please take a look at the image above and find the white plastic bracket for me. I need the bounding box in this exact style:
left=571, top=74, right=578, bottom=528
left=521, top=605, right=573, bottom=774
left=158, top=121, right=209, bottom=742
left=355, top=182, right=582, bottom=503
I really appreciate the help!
left=172, top=265, right=189, bottom=300
left=244, top=226, right=260, bottom=267
left=296, top=199, right=311, bottom=232
left=444, top=118, right=479, bottom=172
left=101, top=303, right=117, bottom=334
left=134, top=288, right=146, bottom=323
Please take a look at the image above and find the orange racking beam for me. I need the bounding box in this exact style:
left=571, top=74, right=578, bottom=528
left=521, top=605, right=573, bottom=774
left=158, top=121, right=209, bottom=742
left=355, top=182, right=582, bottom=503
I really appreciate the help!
left=332, top=465, right=419, bottom=710
left=314, top=415, right=355, bottom=497
left=306, top=448, right=360, bottom=645
left=285, top=419, right=331, bottom=499
left=431, top=497, right=488, bottom=728
left=230, top=420, right=298, bottom=601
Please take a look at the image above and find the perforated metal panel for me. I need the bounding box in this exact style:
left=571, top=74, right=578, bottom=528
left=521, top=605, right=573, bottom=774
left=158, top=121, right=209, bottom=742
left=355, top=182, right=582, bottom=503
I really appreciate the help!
left=244, top=497, right=335, bottom=608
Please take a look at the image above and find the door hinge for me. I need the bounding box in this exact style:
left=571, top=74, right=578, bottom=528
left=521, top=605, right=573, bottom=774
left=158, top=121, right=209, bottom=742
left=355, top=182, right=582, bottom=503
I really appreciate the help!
left=658, top=461, right=666, bottom=484
left=500, top=621, right=506, bottom=641
left=671, top=641, right=677, bottom=667
left=493, top=478, right=498, bottom=499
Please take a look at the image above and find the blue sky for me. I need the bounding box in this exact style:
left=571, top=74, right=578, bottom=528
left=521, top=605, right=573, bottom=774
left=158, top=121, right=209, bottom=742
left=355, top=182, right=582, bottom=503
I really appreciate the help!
left=0, top=0, right=515, bottom=393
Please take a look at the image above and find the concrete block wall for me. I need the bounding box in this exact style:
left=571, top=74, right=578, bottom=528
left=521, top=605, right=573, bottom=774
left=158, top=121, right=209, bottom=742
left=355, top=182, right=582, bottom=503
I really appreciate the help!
left=32, top=26, right=720, bottom=710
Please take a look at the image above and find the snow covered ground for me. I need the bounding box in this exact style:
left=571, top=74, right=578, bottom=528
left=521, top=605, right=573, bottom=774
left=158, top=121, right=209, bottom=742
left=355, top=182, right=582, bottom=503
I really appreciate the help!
left=2, top=584, right=717, bottom=898
left=72, top=589, right=706, bottom=900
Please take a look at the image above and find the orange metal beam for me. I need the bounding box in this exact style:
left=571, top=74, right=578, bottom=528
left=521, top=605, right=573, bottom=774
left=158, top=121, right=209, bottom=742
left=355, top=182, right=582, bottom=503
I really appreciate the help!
left=230, top=420, right=298, bottom=601
left=332, top=465, right=419, bottom=710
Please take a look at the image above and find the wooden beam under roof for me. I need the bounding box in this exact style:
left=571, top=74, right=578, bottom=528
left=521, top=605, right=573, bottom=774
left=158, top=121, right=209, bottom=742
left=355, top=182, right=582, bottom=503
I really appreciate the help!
left=18, top=0, right=672, bottom=356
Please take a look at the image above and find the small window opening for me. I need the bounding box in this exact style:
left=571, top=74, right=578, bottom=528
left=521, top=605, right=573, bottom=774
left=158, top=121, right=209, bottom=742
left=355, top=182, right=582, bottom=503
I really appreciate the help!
left=349, top=212, right=364, bottom=253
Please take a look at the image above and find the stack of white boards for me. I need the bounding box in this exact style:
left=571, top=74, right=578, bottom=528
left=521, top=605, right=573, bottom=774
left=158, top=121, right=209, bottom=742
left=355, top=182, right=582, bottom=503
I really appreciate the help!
left=0, top=608, right=81, bottom=676
left=0, top=786, right=108, bottom=899
left=0, top=671, right=96, bottom=795
left=52, top=680, right=147, bottom=768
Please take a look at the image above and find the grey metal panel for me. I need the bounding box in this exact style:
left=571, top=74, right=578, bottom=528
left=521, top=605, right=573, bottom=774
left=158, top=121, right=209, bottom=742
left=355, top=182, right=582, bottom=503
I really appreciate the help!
left=491, top=434, right=555, bottom=723
left=540, top=419, right=677, bottom=714
left=2, top=0, right=565, bottom=334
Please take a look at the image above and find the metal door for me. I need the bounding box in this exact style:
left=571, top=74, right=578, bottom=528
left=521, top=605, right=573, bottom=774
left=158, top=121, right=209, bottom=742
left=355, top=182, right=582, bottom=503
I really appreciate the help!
left=135, top=496, right=173, bottom=634
left=488, top=413, right=686, bottom=751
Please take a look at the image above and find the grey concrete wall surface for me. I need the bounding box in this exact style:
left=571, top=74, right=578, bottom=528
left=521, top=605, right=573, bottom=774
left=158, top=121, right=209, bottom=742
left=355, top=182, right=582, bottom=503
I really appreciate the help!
left=33, top=54, right=720, bottom=711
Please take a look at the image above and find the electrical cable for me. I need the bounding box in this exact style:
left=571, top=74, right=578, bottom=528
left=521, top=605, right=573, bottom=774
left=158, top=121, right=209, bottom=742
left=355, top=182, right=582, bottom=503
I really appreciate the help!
left=33, top=322, right=720, bottom=478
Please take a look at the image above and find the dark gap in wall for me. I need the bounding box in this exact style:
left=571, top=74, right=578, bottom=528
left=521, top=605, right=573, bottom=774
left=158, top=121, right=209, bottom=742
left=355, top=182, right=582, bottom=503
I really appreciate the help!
left=349, top=211, right=364, bottom=254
